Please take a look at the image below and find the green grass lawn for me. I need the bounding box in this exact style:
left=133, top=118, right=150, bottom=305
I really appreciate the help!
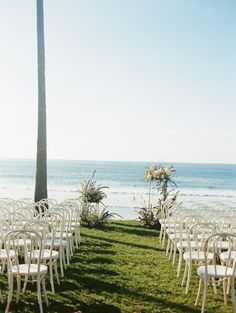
left=0, top=220, right=235, bottom=312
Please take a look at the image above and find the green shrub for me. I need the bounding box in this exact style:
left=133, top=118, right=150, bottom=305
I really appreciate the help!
left=80, top=204, right=120, bottom=228
left=79, top=171, right=121, bottom=228
left=79, top=171, right=108, bottom=204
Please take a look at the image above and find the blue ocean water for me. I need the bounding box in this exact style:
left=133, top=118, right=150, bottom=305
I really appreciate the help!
left=0, top=159, right=236, bottom=218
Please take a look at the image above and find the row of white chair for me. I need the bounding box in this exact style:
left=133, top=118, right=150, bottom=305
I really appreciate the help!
left=0, top=197, right=82, bottom=313
left=159, top=201, right=236, bottom=313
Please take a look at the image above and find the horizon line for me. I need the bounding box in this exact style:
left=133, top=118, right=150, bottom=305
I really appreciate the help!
left=0, top=157, right=236, bottom=166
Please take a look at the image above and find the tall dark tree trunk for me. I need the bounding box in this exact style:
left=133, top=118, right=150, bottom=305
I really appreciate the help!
left=34, top=0, right=48, bottom=203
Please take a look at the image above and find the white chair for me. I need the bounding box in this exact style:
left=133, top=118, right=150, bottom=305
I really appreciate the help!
left=41, top=212, right=68, bottom=277
left=195, top=233, right=236, bottom=313
left=26, top=220, right=60, bottom=293
left=181, top=223, right=216, bottom=294
left=48, top=207, right=73, bottom=264
left=175, top=215, right=202, bottom=277
left=0, top=221, right=17, bottom=273
left=4, top=229, right=48, bottom=313
left=61, top=200, right=81, bottom=247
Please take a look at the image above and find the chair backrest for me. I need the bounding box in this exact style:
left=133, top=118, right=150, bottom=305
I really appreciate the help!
left=34, top=200, right=49, bottom=215
left=41, top=211, right=65, bottom=241
left=186, top=223, right=217, bottom=253
left=26, top=220, right=55, bottom=259
left=26, top=220, right=54, bottom=240
left=48, top=206, right=71, bottom=233
left=3, top=212, right=26, bottom=230
left=4, top=229, right=43, bottom=275
left=16, top=206, right=35, bottom=221
left=204, top=233, right=236, bottom=277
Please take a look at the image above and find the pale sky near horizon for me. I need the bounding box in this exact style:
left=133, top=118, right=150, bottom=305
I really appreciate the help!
left=0, top=0, right=236, bottom=164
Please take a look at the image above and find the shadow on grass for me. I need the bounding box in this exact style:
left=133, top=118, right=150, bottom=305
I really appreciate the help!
left=102, top=224, right=158, bottom=238
left=63, top=273, right=200, bottom=313
left=111, top=221, right=145, bottom=229
left=88, top=249, right=117, bottom=255
left=82, top=233, right=162, bottom=251
left=112, top=221, right=160, bottom=232
left=80, top=268, right=119, bottom=276
left=79, top=302, right=121, bottom=313
left=0, top=259, right=202, bottom=313
left=81, top=241, right=113, bottom=248
left=86, top=257, right=115, bottom=265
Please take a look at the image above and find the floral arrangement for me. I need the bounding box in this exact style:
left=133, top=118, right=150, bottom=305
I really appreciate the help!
left=139, top=164, right=178, bottom=227
left=144, top=165, right=175, bottom=182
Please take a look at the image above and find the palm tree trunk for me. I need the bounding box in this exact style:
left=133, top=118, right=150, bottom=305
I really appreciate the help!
left=34, top=0, right=48, bottom=203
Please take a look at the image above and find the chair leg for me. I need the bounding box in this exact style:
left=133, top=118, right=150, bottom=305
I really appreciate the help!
left=168, top=241, right=173, bottom=261
left=5, top=274, right=14, bottom=313
left=2, top=260, right=6, bottom=273
left=195, top=278, right=203, bottom=306
left=231, top=278, right=236, bottom=313
left=16, top=276, right=21, bottom=303
left=201, top=279, right=208, bottom=313
left=49, top=264, right=55, bottom=293
left=223, top=278, right=227, bottom=305
left=177, top=251, right=183, bottom=277
left=161, top=229, right=166, bottom=248
left=69, top=238, right=73, bottom=256
left=227, top=277, right=231, bottom=295
left=42, top=277, right=48, bottom=306
left=77, top=228, right=81, bottom=245
left=166, top=237, right=170, bottom=256
left=37, top=279, right=43, bottom=313
left=66, top=245, right=70, bottom=265
left=181, top=261, right=187, bottom=287
left=185, top=262, right=192, bottom=294
left=59, top=250, right=64, bottom=277
left=75, top=226, right=80, bottom=247
left=62, top=248, right=67, bottom=269
left=23, top=275, right=28, bottom=293
left=172, top=244, right=177, bottom=265
left=212, top=278, right=217, bottom=294
left=54, top=261, right=60, bottom=285
left=159, top=226, right=163, bottom=241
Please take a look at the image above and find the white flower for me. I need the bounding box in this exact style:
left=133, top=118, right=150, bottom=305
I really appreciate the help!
left=153, top=169, right=161, bottom=179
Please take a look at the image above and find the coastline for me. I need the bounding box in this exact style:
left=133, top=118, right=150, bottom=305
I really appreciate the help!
left=1, top=183, right=236, bottom=220
left=1, top=159, right=236, bottom=219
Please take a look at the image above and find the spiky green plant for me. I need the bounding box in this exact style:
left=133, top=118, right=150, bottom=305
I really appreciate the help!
left=79, top=171, right=108, bottom=205
left=79, top=171, right=121, bottom=228
left=80, top=204, right=120, bottom=228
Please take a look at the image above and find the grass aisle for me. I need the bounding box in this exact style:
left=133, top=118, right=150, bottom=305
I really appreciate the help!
left=0, top=220, right=234, bottom=312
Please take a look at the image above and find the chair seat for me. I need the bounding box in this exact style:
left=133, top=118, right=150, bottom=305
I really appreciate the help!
left=11, top=264, right=47, bottom=275
left=55, top=232, right=73, bottom=239
left=177, top=241, right=198, bottom=249
left=220, top=251, right=236, bottom=261
left=29, top=249, right=59, bottom=260
left=169, top=233, right=194, bottom=240
left=0, top=249, right=16, bottom=259
left=184, top=251, right=214, bottom=261
left=9, top=239, right=32, bottom=247
left=49, top=232, right=73, bottom=239
left=44, top=239, right=68, bottom=247
left=197, top=265, right=234, bottom=278
left=208, top=241, right=230, bottom=250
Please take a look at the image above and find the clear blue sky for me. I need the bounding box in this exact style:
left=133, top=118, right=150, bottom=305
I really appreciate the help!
left=0, top=0, right=235, bottom=163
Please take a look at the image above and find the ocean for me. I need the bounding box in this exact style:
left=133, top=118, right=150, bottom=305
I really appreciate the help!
left=1, top=159, right=236, bottom=219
